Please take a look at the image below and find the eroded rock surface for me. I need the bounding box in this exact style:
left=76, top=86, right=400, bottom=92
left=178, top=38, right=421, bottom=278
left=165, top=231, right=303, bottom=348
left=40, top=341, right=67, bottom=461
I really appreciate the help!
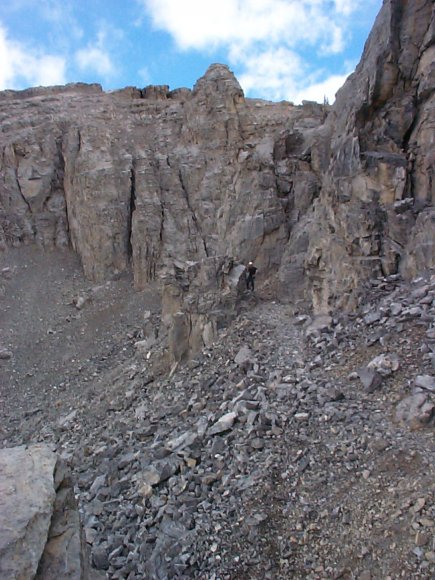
left=0, top=1, right=434, bottom=578
left=301, top=0, right=435, bottom=312
left=0, top=444, right=88, bottom=580
left=0, top=65, right=324, bottom=304
left=161, top=256, right=245, bottom=366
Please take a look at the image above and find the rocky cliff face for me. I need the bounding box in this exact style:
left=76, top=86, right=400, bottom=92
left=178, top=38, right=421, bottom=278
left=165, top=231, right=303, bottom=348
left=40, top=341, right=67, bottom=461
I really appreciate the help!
left=0, top=69, right=324, bottom=296
left=300, top=0, right=435, bottom=312
left=0, top=0, right=433, bottom=314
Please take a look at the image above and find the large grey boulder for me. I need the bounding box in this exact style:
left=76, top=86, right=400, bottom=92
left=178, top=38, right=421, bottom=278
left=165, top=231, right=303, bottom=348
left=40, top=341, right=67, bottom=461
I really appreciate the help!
left=0, top=445, right=89, bottom=580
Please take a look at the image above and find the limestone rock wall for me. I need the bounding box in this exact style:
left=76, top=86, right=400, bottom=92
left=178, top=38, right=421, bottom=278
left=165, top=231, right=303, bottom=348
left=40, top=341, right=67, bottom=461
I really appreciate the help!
left=0, top=0, right=433, bottom=313
left=299, top=0, right=435, bottom=312
left=0, top=66, right=326, bottom=300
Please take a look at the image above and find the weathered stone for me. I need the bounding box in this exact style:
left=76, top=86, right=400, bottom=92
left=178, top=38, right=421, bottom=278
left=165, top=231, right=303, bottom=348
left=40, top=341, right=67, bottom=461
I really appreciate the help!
left=234, top=345, right=255, bottom=368
left=415, top=375, right=435, bottom=392
left=208, top=412, right=237, bottom=435
left=389, top=302, right=403, bottom=316
left=162, top=257, right=245, bottom=363
left=91, top=546, right=109, bottom=570
left=0, top=445, right=88, bottom=580
left=396, top=394, right=435, bottom=427
left=367, top=353, right=400, bottom=377
left=357, top=367, right=383, bottom=393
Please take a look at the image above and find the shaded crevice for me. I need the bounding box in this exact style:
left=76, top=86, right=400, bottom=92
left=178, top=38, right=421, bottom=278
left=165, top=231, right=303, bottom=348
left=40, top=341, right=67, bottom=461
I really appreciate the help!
left=58, top=139, right=71, bottom=239
left=14, top=168, right=32, bottom=214
left=177, top=166, right=209, bottom=257
left=128, top=162, right=136, bottom=260
left=11, top=145, right=32, bottom=214
left=159, top=200, right=165, bottom=243
left=43, top=136, right=66, bottom=211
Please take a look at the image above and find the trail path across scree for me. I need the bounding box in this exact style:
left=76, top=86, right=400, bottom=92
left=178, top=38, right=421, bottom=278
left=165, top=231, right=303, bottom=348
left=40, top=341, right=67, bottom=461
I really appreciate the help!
left=225, top=300, right=435, bottom=579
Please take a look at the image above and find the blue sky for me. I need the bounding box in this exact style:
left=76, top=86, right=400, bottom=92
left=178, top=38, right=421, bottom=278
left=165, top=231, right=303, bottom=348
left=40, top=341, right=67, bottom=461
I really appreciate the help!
left=0, top=0, right=382, bottom=104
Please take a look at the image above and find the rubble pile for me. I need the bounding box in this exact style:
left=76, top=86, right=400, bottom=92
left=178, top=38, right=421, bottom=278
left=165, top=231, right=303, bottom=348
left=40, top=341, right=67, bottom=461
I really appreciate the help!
left=1, top=272, right=434, bottom=579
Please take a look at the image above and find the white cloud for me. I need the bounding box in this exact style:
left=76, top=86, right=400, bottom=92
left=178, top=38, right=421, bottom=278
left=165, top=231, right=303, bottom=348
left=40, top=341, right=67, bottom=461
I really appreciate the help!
left=143, top=0, right=342, bottom=52
left=141, top=0, right=378, bottom=103
left=39, top=0, right=84, bottom=45
left=294, top=72, right=351, bottom=104
left=334, top=0, right=360, bottom=16
left=235, top=47, right=304, bottom=102
left=75, top=27, right=116, bottom=77
left=321, top=24, right=345, bottom=54
left=76, top=46, right=114, bottom=76
left=237, top=46, right=352, bottom=105
left=138, top=66, right=151, bottom=86
left=0, top=24, right=66, bottom=90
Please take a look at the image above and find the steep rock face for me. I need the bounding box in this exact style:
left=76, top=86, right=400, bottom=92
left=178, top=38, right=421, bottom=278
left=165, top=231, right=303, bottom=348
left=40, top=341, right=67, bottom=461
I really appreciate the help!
left=299, top=0, right=435, bottom=312
left=0, top=65, right=325, bottom=296
left=0, top=0, right=433, bottom=314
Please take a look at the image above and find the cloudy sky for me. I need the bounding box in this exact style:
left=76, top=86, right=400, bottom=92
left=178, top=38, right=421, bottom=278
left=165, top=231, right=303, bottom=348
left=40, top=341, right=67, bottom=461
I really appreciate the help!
left=0, top=0, right=382, bottom=104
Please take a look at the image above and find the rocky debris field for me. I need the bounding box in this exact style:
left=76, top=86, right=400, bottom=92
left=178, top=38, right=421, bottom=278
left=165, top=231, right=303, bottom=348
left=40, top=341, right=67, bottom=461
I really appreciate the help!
left=1, top=250, right=435, bottom=579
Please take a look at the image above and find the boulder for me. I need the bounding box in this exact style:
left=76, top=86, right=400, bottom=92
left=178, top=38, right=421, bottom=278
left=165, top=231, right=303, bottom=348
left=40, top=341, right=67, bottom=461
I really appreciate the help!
left=0, top=444, right=89, bottom=579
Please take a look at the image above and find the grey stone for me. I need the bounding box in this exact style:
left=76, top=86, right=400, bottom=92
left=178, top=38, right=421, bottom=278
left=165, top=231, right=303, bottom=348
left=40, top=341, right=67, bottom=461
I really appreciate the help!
left=367, top=353, right=400, bottom=377
left=208, top=412, right=237, bottom=435
left=91, top=546, right=109, bottom=570
left=415, top=375, right=435, bottom=392
left=364, top=311, right=381, bottom=325
left=358, top=367, right=383, bottom=392
left=0, top=445, right=87, bottom=580
left=389, top=302, right=403, bottom=316
left=89, top=474, right=107, bottom=497
left=234, top=346, right=255, bottom=367
left=396, top=394, right=434, bottom=426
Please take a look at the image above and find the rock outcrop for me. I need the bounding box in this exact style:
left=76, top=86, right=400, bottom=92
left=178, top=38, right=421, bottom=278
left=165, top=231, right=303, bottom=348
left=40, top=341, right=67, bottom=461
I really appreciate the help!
left=299, top=0, right=435, bottom=312
left=0, top=444, right=89, bottom=579
left=161, top=256, right=246, bottom=366
left=0, top=0, right=433, bottom=316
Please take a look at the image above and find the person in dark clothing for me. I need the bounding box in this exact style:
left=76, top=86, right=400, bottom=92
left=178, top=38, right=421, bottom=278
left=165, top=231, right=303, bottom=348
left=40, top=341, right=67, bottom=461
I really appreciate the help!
left=246, top=261, right=257, bottom=291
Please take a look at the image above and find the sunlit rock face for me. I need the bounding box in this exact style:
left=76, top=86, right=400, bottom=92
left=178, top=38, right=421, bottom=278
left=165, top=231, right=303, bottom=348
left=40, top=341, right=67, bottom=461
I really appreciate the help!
left=299, top=0, right=435, bottom=312
left=0, top=67, right=324, bottom=299
left=0, top=0, right=433, bottom=313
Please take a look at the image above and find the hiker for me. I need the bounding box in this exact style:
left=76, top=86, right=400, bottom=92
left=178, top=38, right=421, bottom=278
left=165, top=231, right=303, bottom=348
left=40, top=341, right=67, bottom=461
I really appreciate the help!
left=246, top=261, right=257, bottom=291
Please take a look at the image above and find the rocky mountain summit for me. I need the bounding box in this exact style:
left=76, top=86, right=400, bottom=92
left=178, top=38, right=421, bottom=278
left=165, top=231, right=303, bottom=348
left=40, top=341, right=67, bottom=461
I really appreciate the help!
left=0, top=0, right=434, bottom=578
